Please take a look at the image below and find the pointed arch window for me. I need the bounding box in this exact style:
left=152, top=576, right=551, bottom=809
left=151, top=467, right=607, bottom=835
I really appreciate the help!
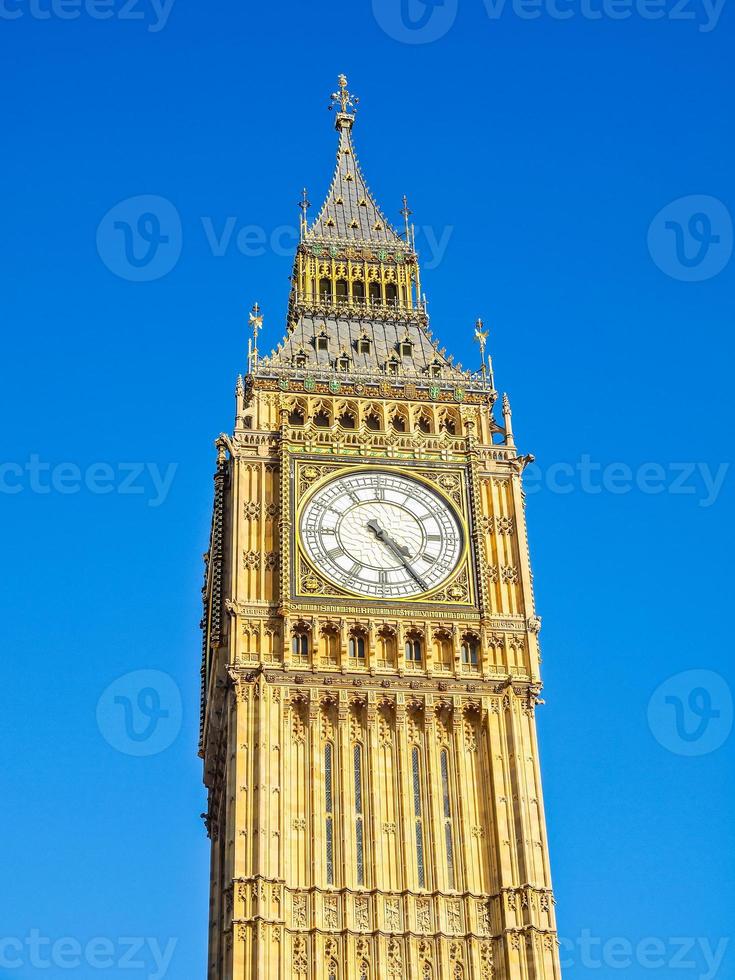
left=336, top=279, right=348, bottom=304
left=292, top=632, right=309, bottom=658
left=461, top=637, right=480, bottom=667
left=349, top=634, right=366, bottom=660
left=352, top=280, right=365, bottom=303
left=369, top=282, right=382, bottom=306
left=405, top=636, right=422, bottom=663
left=386, top=282, right=398, bottom=307
left=319, top=278, right=332, bottom=302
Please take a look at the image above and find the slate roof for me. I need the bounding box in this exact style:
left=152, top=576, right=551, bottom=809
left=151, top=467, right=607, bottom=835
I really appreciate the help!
left=306, top=115, right=406, bottom=246
left=260, top=314, right=459, bottom=378
left=259, top=98, right=479, bottom=386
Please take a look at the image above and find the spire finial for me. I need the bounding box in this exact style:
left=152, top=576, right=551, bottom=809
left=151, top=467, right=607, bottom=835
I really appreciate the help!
left=248, top=302, right=263, bottom=373
left=298, top=188, right=311, bottom=240
left=400, top=195, right=413, bottom=241
left=329, top=74, right=359, bottom=118
left=474, top=317, right=489, bottom=370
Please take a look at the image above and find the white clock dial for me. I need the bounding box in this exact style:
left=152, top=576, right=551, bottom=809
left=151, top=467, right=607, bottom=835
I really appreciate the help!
left=299, top=470, right=464, bottom=599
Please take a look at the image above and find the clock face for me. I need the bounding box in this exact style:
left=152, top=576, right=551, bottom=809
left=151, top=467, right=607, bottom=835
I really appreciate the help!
left=299, top=470, right=464, bottom=599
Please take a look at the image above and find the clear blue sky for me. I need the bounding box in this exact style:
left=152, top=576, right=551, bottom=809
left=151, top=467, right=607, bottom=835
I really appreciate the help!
left=1, top=1, right=733, bottom=978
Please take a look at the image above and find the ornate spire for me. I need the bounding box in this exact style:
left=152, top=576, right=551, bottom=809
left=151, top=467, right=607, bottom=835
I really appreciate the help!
left=308, top=75, right=402, bottom=244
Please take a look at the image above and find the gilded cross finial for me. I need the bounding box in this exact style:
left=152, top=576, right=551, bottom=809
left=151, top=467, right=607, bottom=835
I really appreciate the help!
left=329, top=74, right=359, bottom=115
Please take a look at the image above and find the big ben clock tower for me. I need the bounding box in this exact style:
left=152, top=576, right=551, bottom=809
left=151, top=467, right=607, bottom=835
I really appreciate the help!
left=199, top=76, right=562, bottom=980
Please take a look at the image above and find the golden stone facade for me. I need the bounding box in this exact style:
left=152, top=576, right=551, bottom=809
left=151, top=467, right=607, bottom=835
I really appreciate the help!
left=199, top=77, right=562, bottom=979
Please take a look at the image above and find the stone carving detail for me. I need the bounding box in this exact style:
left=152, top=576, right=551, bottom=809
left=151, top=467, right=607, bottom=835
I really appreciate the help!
left=387, top=937, right=404, bottom=976
left=480, top=940, right=494, bottom=979
left=496, top=515, right=514, bottom=534
left=265, top=552, right=280, bottom=571
left=243, top=550, right=260, bottom=569
left=501, top=565, right=519, bottom=584
left=487, top=565, right=499, bottom=584
left=293, top=936, right=308, bottom=974
left=463, top=717, right=478, bottom=753
left=324, top=896, right=339, bottom=930
left=291, top=702, right=307, bottom=743
left=477, top=901, right=491, bottom=936
left=478, top=515, right=493, bottom=534
left=292, top=894, right=307, bottom=929
left=355, top=896, right=369, bottom=930
left=447, top=900, right=462, bottom=934
left=243, top=501, right=261, bottom=519
left=416, top=898, right=431, bottom=932
left=385, top=899, right=401, bottom=931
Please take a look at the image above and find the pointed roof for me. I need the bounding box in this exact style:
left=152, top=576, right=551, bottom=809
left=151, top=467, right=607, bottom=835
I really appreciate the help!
left=306, top=77, right=404, bottom=246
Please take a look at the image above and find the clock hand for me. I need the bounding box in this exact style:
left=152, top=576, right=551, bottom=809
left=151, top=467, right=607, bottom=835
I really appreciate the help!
left=366, top=518, right=410, bottom=556
left=366, top=519, right=430, bottom=592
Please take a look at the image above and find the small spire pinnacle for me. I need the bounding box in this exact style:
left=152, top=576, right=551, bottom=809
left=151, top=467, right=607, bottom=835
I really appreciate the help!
left=248, top=302, right=263, bottom=373
left=298, top=188, right=311, bottom=240
left=474, top=318, right=489, bottom=378
left=400, top=195, right=413, bottom=241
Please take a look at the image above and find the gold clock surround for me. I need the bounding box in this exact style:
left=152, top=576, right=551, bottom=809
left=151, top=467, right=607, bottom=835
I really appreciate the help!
left=294, top=461, right=473, bottom=606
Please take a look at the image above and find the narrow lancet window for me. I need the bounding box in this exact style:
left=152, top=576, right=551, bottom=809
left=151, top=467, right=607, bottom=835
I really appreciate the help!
left=441, top=748, right=455, bottom=889
left=412, top=746, right=426, bottom=888
left=325, top=742, right=335, bottom=885
left=354, top=744, right=365, bottom=885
